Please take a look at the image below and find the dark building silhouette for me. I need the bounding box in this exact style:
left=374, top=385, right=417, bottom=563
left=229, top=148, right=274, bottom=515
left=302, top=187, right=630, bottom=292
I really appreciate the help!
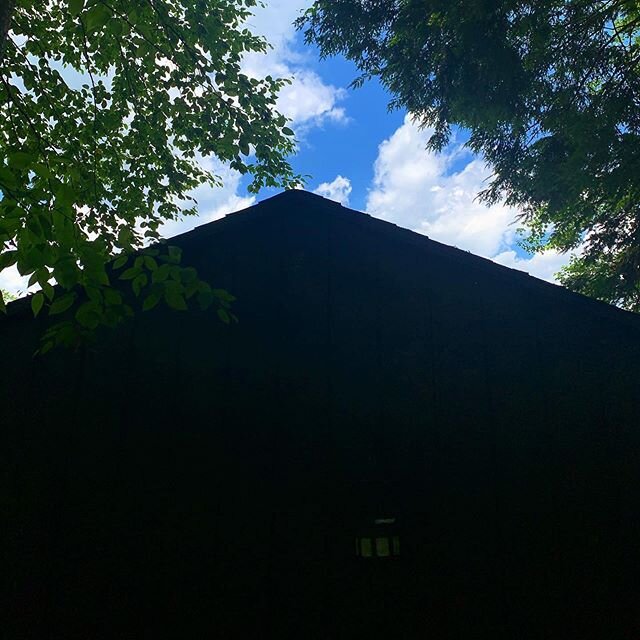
left=2, top=190, right=640, bottom=639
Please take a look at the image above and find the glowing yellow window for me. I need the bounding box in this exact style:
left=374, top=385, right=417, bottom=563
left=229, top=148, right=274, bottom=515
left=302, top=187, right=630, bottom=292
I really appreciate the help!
left=355, top=517, right=400, bottom=558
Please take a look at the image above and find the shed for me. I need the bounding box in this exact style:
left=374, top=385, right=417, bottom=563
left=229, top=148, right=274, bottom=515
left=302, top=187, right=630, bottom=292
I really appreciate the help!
left=3, top=189, right=640, bottom=639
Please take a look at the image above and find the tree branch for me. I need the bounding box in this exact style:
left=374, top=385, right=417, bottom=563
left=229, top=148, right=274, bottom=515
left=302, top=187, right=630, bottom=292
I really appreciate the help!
left=0, top=0, right=15, bottom=63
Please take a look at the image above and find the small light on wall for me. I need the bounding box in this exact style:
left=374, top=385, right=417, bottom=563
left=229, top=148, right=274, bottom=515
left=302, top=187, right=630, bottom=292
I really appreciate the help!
left=355, top=517, right=400, bottom=559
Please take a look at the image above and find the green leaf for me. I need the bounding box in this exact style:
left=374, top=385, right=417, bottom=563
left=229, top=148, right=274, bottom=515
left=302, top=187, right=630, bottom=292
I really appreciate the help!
left=85, top=286, right=103, bottom=304
left=197, top=290, right=214, bottom=310
left=49, top=292, right=76, bottom=315
left=180, top=267, right=198, bottom=283
left=31, top=292, right=44, bottom=317
left=0, top=250, right=18, bottom=270
left=0, top=166, right=18, bottom=189
left=142, top=292, right=161, bottom=311
left=37, top=341, right=55, bottom=356
left=54, top=183, right=76, bottom=207
left=42, top=282, right=55, bottom=301
left=28, top=272, right=39, bottom=287
left=119, top=267, right=141, bottom=280
left=152, top=263, right=170, bottom=282
left=85, top=3, right=110, bottom=31
left=0, top=290, right=5, bottom=314
left=143, top=256, right=158, bottom=271
left=213, top=288, right=236, bottom=302
left=68, top=0, right=85, bottom=16
left=26, top=215, right=44, bottom=239
left=168, top=246, right=182, bottom=263
left=184, top=280, right=199, bottom=299
left=53, top=258, right=79, bottom=289
left=112, top=255, right=128, bottom=270
left=132, top=273, right=147, bottom=297
left=165, top=289, right=187, bottom=310
left=217, top=308, right=230, bottom=324
left=103, top=288, right=122, bottom=305
left=8, top=151, right=34, bottom=170
left=31, top=163, right=50, bottom=180
left=75, top=301, right=100, bottom=329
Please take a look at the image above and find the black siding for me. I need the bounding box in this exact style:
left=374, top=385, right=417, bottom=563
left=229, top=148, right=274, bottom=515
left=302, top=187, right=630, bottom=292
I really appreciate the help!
left=2, top=190, right=640, bottom=639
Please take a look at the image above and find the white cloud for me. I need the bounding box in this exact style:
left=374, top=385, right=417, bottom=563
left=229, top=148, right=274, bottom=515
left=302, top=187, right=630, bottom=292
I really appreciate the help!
left=0, top=266, right=29, bottom=297
left=313, top=175, right=352, bottom=205
left=491, top=249, right=575, bottom=283
left=277, top=70, right=347, bottom=129
left=243, top=0, right=307, bottom=56
left=366, top=114, right=572, bottom=281
left=241, top=0, right=347, bottom=130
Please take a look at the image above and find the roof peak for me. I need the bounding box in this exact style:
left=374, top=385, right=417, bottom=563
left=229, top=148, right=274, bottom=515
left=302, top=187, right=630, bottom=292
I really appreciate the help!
left=257, top=188, right=343, bottom=207
left=178, top=189, right=640, bottom=330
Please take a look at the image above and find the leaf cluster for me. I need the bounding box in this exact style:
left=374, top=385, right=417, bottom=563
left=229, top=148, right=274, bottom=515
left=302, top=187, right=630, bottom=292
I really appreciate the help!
left=0, top=0, right=300, bottom=336
left=33, top=243, right=236, bottom=354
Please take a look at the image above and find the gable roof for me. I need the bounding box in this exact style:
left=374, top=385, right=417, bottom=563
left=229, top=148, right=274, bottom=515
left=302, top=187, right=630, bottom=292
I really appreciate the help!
left=172, top=189, right=640, bottom=331
left=4, top=189, right=640, bottom=331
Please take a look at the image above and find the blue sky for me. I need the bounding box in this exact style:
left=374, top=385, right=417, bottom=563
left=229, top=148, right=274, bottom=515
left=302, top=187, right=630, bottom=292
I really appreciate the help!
left=171, top=0, right=574, bottom=285
left=0, top=0, right=575, bottom=294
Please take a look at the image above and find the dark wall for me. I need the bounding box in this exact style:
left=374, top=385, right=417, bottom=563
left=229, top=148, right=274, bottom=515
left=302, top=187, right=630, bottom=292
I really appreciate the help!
left=3, top=192, right=640, bottom=639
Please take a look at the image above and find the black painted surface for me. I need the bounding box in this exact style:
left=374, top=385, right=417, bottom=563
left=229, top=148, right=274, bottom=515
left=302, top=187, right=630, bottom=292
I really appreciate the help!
left=2, top=190, right=640, bottom=639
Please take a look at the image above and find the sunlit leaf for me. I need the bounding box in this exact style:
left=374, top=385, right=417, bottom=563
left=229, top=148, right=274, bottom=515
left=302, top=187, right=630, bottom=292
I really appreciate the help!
left=31, top=292, right=44, bottom=317
left=49, top=292, right=76, bottom=315
left=68, top=0, right=84, bottom=16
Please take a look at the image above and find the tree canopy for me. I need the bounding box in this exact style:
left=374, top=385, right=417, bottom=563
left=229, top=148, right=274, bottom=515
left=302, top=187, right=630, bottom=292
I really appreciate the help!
left=0, top=0, right=299, bottom=349
left=299, top=0, right=640, bottom=311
